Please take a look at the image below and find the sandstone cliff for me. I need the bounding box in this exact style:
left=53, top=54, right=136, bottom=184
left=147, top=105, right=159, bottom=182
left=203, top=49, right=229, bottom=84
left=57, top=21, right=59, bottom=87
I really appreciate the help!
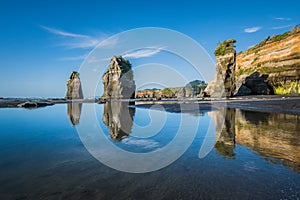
left=101, top=56, right=136, bottom=100
left=236, top=26, right=300, bottom=95
left=65, top=71, right=84, bottom=99
left=206, top=26, right=300, bottom=96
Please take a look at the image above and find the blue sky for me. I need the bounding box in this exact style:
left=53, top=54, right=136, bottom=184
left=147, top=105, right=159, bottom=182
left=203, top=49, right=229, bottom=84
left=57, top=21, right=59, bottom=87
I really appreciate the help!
left=0, top=0, right=299, bottom=98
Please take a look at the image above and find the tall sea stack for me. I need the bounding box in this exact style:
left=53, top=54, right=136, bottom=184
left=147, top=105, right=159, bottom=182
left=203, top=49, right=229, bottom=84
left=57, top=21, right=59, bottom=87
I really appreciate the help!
left=65, top=71, right=84, bottom=99
left=101, top=56, right=136, bottom=100
left=204, top=39, right=236, bottom=97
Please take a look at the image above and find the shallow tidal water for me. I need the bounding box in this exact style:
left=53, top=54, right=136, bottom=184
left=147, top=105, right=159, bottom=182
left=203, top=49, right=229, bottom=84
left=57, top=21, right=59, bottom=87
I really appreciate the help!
left=0, top=102, right=299, bottom=200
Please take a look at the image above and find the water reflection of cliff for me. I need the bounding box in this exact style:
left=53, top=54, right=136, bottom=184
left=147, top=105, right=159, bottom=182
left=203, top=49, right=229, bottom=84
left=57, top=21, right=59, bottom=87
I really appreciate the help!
left=67, top=103, right=82, bottom=125
left=210, top=108, right=300, bottom=172
left=102, top=102, right=135, bottom=141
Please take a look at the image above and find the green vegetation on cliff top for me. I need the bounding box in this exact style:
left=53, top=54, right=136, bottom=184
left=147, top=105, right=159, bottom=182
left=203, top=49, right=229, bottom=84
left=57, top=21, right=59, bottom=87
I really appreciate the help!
left=214, top=39, right=236, bottom=56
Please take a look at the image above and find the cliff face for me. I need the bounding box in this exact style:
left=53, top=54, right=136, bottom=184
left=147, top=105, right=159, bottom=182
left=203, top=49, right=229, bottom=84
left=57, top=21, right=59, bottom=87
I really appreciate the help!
left=65, top=71, right=84, bottom=99
left=206, top=26, right=300, bottom=96
left=101, top=56, right=136, bottom=100
left=236, top=26, right=300, bottom=95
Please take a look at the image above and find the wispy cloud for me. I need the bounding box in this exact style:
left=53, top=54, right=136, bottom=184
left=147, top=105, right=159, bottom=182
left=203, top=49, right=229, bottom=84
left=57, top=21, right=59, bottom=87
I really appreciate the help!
left=41, top=25, right=115, bottom=49
left=244, top=26, right=262, bottom=33
left=40, top=25, right=89, bottom=38
left=271, top=24, right=293, bottom=30
left=123, top=47, right=164, bottom=59
left=275, top=17, right=291, bottom=21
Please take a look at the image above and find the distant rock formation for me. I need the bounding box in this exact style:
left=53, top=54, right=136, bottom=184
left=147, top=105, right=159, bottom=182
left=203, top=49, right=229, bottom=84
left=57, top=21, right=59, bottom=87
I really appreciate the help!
left=135, top=80, right=207, bottom=99
left=101, top=56, right=136, bottom=100
left=65, top=71, right=83, bottom=99
left=204, top=39, right=236, bottom=97
left=102, top=101, right=135, bottom=141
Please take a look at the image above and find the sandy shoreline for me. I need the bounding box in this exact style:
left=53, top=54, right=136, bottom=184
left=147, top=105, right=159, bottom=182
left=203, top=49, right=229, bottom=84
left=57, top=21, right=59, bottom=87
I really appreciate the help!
left=0, top=96, right=299, bottom=114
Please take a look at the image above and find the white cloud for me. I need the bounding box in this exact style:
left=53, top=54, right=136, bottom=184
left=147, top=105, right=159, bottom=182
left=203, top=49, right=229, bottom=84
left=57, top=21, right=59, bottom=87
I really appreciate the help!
left=123, top=47, right=164, bottom=59
left=275, top=17, right=291, bottom=21
left=244, top=26, right=262, bottom=33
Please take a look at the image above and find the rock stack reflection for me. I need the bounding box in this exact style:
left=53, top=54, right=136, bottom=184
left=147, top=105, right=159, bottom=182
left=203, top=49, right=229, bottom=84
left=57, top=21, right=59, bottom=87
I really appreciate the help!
left=102, top=101, right=135, bottom=141
left=211, top=108, right=300, bottom=172
left=214, top=108, right=236, bottom=158
left=67, top=103, right=82, bottom=125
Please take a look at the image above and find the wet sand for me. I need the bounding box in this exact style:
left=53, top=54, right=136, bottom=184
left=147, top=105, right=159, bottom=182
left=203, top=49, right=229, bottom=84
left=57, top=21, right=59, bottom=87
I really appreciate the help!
left=135, top=96, right=300, bottom=115
left=1, top=96, right=299, bottom=114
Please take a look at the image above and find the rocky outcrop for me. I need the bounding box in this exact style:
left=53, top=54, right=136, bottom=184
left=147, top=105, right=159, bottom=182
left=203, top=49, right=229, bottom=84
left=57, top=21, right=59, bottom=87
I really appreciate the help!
left=65, top=71, right=83, bottom=99
left=101, top=56, right=136, bottom=100
left=204, top=39, right=236, bottom=97
left=17, top=101, right=54, bottom=108
left=236, top=26, right=300, bottom=95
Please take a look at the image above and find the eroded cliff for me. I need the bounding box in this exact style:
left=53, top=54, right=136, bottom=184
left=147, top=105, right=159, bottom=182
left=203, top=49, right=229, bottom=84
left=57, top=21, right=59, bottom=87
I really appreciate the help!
left=206, top=26, right=300, bottom=96
left=236, top=26, right=300, bottom=95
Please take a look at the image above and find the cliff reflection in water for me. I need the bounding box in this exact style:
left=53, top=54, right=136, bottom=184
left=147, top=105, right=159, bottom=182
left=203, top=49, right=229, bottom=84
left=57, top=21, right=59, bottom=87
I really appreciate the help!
left=102, top=101, right=135, bottom=141
left=67, top=103, right=82, bottom=125
left=211, top=108, right=300, bottom=172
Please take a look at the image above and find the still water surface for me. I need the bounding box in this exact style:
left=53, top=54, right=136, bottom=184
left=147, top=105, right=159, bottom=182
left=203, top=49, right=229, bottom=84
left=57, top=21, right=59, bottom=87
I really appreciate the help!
left=0, top=102, right=299, bottom=199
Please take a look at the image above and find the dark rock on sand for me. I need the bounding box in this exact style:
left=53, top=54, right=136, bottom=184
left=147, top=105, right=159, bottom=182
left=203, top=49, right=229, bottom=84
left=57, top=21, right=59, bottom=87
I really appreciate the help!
left=17, top=101, right=54, bottom=108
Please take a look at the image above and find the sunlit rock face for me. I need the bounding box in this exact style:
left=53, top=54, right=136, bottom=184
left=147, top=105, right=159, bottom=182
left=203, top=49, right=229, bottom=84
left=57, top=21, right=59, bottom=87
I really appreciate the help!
left=67, top=103, right=82, bottom=125
left=101, top=56, right=136, bottom=100
left=206, top=27, right=300, bottom=96
left=102, top=101, right=135, bottom=141
left=236, top=26, right=300, bottom=95
left=65, top=71, right=84, bottom=99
